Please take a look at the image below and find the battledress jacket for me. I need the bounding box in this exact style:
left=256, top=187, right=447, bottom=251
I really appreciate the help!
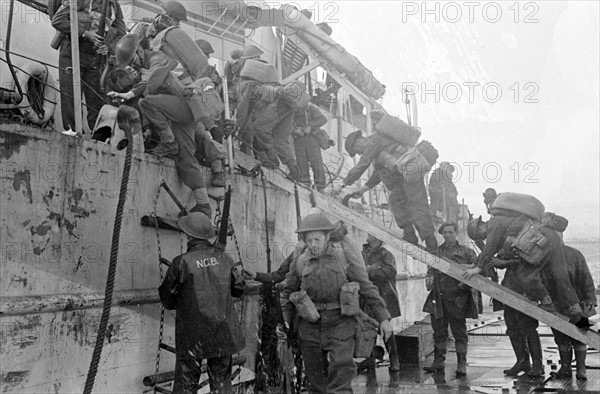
left=541, top=245, right=597, bottom=317
left=423, top=241, right=479, bottom=319
left=363, top=244, right=401, bottom=318
left=159, top=239, right=245, bottom=359
left=281, top=241, right=391, bottom=324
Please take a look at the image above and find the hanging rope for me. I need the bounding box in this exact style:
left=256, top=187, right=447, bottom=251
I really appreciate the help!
left=83, top=125, right=134, bottom=393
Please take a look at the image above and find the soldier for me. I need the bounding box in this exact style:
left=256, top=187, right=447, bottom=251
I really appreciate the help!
left=542, top=213, right=596, bottom=381
left=333, top=130, right=438, bottom=250
left=423, top=222, right=478, bottom=377
left=428, top=162, right=460, bottom=222
left=51, top=0, right=126, bottom=131
left=159, top=212, right=245, bottom=393
left=282, top=213, right=393, bottom=393
left=463, top=211, right=584, bottom=377
left=362, top=234, right=401, bottom=372
left=292, top=103, right=329, bottom=191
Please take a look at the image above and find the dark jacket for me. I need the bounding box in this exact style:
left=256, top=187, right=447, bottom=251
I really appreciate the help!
left=542, top=245, right=597, bottom=317
left=293, top=104, right=328, bottom=131
left=282, top=242, right=391, bottom=324
left=428, top=167, right=458, bottom=196
left=159, top=239, right=245, bottom=359
left=51, top=0, right=126, bottom=57
left=423, top=241, right=478, bottom=319
left=363, top=244, right=400, bottom=318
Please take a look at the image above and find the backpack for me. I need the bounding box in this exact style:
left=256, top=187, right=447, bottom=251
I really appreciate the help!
left=508, top=219, right=552, bottom=265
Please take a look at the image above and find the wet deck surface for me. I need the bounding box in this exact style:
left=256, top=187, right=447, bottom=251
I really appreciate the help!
left=350, top=312, right=600, bottom=393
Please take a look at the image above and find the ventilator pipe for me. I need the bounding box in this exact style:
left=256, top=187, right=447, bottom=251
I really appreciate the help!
left=404, top=87, right=418, bottom=128
left=280, top=4, right=386, bottom=100
left=4, top=0, right=24, bottom=103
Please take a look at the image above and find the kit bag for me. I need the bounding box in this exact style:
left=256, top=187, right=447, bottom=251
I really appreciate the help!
left=186, top=77, right=225, bottom=122
left=240, top=59, right=281, bottom=84
left=508, top=219, right=552, bottom=265
left=542, top=212, right=569, bottom=233
left=490, top=192, right=545, bottom=222
left=375, top=114, right=421, bottom=147
left=394, top=140, right=438, bottom=183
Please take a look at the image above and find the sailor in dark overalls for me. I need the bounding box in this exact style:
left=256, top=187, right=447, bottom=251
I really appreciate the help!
left=159, top=212, right=245, bottom=393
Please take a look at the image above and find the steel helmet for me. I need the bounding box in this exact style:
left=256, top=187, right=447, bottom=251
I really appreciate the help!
left=466, top=216, right=483, bottom=241
left=195, top=39, right=214, bottom=56
left=295, top=213, right=336, bottom=234
left=344, top=130, right=363, bottom=157
left=115, top=34, right=139, bottom=68
left=160, top=1, right=188, bottom=22
left=178, top=212, right=217, bottom=240
left=366, top=234, right=382, bottom=244
left=230, top=49, right=243, bottom=60
left=240, top=44, right=264, bottom=60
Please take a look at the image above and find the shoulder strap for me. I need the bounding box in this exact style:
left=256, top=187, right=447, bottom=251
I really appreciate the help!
left=333, top=242, right=350, bottom=282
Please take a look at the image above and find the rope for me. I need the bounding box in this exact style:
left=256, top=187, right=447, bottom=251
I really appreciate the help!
left=82, top=124, right=134, bottom=394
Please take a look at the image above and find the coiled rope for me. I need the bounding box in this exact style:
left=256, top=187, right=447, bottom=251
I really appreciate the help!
left=82, top=125, right=134, bottom=394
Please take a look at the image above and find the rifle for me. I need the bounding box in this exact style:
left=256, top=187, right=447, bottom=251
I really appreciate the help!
left=294, top=183, right=302, bottom=240
left=215, top=186, right=232, bottom=250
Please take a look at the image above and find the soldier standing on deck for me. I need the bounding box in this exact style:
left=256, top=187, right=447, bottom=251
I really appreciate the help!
left=292, top=103, right=329, bottom=191
left=541, top=213, right=597, bottom=381
left=159, top=212, right=245, bottom=393
left=423, top=222, right=478, bottom=377
left=464, top=207, right=585, bottom=378
left=282, top=213, right=393, bottom=393
left=362, top=234, right=401, bottom=372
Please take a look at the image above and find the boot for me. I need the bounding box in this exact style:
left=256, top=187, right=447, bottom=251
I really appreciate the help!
left=211, top=172, right=226, bottom=188
left=423, top=347, right=446, bottom=373
left=191, top=188, right=212, bottom=218
left=574, top=347, right=587, bottom=381
left=402, top=225, right=419, bottom=245
left=287, top=165, right=299, bottom=181
left=386, top=336, right=400, bottom=372
left=504, top=336, right=531, bottom=376
left=147, top=140, right=179, bottom=157
left=456, top=352, right=467, bottom=377
left=552, top=346, right=572, bottom=379
left=526, top=332, right=544, bottom=378
left=357, top=356, right=376, bottom=373
left=424, top=234, right=439, bottom=251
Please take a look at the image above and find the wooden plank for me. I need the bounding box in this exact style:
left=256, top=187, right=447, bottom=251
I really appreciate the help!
left=282, top=60, right=320, bottom=84
left=309, top=193, right=600, bottom=350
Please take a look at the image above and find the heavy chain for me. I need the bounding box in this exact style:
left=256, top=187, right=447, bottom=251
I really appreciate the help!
left=152, top=165, right=166, bottom=393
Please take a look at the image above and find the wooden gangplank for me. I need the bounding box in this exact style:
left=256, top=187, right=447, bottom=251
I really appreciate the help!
left=311, top=193, right=600, bottom=350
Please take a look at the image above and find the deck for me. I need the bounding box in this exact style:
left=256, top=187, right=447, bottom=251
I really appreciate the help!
left=351, top=311, right=599, bottom=394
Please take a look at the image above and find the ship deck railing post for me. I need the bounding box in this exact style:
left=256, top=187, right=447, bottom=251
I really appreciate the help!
left=69, top=0, right=83, bottom=135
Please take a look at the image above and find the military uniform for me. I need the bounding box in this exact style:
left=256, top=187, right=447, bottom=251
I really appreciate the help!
left=343, top=133, right=437, bottom=248
left=52, top=0, right=126, bottom=130
left=423, top=241, right=478, bottom=373
left=363, top=243, right=401, bottom=370
left=476, top=211, right=583, bottom=377
left=159, top=238, right=245, bottom=393
left=543, top=245, right=597, bottom=379
left=293, top=104, right=329, bottom=189
left=282, top=242, right=390, bottom=393
left=428, top=166, right=459, bottom=222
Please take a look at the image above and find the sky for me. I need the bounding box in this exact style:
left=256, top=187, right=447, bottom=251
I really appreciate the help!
left=293, top=0, right=599, bottom=239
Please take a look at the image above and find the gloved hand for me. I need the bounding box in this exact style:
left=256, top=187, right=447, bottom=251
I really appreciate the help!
left=222, top=119, right=238, bottom=137
left=569, top=315, right=594, bottom=330
left=582, top=300, right=597, bottom=316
